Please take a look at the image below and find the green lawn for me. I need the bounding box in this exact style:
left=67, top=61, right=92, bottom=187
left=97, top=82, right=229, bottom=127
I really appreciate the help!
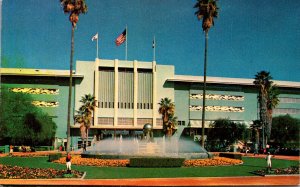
left=0, top=156, right=298, bottom=179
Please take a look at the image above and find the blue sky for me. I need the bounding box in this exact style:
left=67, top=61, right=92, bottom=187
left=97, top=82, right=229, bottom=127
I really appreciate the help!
left=2, top=0, right=300, bottom=81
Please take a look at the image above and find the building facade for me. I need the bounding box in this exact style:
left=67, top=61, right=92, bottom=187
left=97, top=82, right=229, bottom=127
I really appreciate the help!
left=0, top=68, right=82, bottom=148
left=1, top=59, right=300, bottom=148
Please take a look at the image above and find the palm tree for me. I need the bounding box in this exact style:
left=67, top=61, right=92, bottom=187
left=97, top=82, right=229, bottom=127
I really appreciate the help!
left=168, top=115, right=178, bottom=137
left=253, top=71, right=273, bottom=148
left=250, top=120, right=262, bottom=153
left=266, top=85, right=279, bottom=141
left=60, top=0, right=88, bottom=151
left=74, top=94, right=96, bottom=151
left=74, top=111, right=86, bottom=149
left=158, top=98, right=175, bottom=137
left=194, top=0, right=219, bottom=147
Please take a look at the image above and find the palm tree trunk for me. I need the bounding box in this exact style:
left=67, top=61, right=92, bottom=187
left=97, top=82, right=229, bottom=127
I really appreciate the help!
left=261, top=93, right=267, bottom=148
left=86, top=128, right=89, bottom=150
left=201, top=31, right=208, bottom=148
left=66, top=26, right=75, bottom=152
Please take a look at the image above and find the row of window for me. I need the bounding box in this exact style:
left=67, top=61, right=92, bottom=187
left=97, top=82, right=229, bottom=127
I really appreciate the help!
left=274, top=108, right=300, bottom=114
left=279, top=97, right=300, bottom=103
left=98, top=102, right=153, bottom=109
left=190, top=94, right=244, bottom=101
left=96, top=117, right=163, bottom=126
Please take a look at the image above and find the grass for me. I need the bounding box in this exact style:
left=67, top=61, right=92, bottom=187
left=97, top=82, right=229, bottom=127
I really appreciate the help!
left=0, top=156, right=298, bottom=179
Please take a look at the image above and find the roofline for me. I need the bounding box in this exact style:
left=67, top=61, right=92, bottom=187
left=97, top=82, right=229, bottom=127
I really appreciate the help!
left=167, top=75, right=300, bottom=88
left=0, top=68, right=84, bottom=78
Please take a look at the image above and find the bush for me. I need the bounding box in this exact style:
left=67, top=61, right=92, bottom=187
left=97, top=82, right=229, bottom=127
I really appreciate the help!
left=35, top=146, right=54, bottom=151
left=129, top=157, right=185, bottom=167
left=48, top=153, right=62, bottom=162
left=219, top=153, right=242, bottom=160
left=81, top=154, right=131, bottom=159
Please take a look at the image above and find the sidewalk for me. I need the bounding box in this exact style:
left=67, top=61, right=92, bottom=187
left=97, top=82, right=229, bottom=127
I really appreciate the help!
left=0, top=176, right=299, bottom=186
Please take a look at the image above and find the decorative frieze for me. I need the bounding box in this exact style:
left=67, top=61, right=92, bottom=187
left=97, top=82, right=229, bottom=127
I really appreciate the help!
left=190, top=94, right=244, bottom=101
left=31, top=101, right=59, bottom=107
left=9, top=88, right=59, bottom=95
left=190, top=105, right=244, bottom=112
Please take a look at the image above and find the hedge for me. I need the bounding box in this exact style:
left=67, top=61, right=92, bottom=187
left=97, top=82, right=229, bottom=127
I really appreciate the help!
left=48, top=153, right=62, bottom=162
left=219, top=152, right=242, bottom=160
left=81, top=154, right=132, bottom=159
left=35, top=146, right=54, bottom=151
left=129, top=157, right=185, bottom=167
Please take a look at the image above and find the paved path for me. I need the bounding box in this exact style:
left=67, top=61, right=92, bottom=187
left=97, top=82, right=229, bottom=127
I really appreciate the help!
left=0, top=176, right=299, bottom=186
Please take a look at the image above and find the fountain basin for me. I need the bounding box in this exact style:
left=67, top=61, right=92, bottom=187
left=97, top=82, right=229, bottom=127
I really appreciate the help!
left=81, top=152, right=212, bottom=159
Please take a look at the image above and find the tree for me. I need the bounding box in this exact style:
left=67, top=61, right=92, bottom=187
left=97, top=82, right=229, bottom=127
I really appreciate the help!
left=74, top=94, right=96, bottom=150
left=253, top=71, right=278, bottom=147
left=250, top=120, right=261, bottom=150
left=0, top=87, right=56, bottom=146
left=271, top=115, right=300, bottom=147
left=194, top=0, right=219, bottom=147
left=60, top=0, right=88, bottom=151
left=266, top=85, right=279, bottom=140
left=158, top=98, right=176, bottom=137
left=207, top=118, right=248, bottom=151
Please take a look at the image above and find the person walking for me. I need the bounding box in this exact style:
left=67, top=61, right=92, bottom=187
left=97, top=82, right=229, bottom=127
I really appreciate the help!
left=66, top=153, right=72, bottom=174
left=266, top=152, right=272, bottom=173
left=9, top=145, right=13, bottom=156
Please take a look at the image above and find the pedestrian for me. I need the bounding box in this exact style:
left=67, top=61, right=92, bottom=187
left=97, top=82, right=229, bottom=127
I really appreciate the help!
left=245, top=147, right=249, bottom=156
left=253, top=143, right=259, bottom=156
left=266, top=152, right=272, bottom=172
left=66, top=153, right=72, bottom=174
left=9, top=145, right=13, bottom=156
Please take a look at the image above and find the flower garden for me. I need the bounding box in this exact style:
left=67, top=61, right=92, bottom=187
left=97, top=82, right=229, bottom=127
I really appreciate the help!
left=0, top=164, right=83, bottom=179
left=0, top=152, right=298, bottom=179
left=53, top=155, right=243, bottom=167
left=253, top=166, right=299, bottom=176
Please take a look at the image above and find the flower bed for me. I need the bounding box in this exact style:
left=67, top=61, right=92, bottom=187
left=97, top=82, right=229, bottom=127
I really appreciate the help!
left=53, top=155, right=242, bottom=167
left=183, top=157, right=243, bottom=167
left=53, top=155, right=129, bottom=167
left=10, top=152, right=52, bottom=157
left=0, top=164, right=84, bottom=179
left=253, top=166, right=299, bottom=176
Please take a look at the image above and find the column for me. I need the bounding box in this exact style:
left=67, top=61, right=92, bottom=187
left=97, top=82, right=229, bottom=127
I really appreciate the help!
left=114, top=59, right=119, bottom=126
left=133, top=60, right=138, bottom=126
left=93, top=58, right=99, bottom=126
left=152, top=61, right=157, bottom=127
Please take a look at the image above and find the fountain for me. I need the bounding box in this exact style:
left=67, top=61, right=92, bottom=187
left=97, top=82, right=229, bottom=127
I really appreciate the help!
left=82, top=124, right=211, bottom=159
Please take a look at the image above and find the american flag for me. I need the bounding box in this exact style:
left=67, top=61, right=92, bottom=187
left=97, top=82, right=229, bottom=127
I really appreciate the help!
left=115, top=29, right=126, bottom=46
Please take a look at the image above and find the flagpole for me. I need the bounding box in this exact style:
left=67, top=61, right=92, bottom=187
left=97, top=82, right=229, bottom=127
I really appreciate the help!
left=96, top=32, right=99, bottom=59
left=125, top=25, right=128, bottom=61
left=153, top=36, right=156, bottom=62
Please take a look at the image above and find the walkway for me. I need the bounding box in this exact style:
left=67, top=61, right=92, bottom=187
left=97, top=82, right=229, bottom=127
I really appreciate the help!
left=0, top=176, right=299, bottom=186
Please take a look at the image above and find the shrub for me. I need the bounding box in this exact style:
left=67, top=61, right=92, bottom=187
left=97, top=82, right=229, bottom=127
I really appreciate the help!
left=48, top=153, right=62, bottom=162
left=129, top=157, right=185, bottom=167
left=219, top=153, right=242, bottom=160
left=81, top=153, right=130, bottom=159
left=35, top=146, right=53, bottom=151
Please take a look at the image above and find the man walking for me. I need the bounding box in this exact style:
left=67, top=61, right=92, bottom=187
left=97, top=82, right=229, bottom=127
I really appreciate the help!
left=66, top=153, right=72, bottom=174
